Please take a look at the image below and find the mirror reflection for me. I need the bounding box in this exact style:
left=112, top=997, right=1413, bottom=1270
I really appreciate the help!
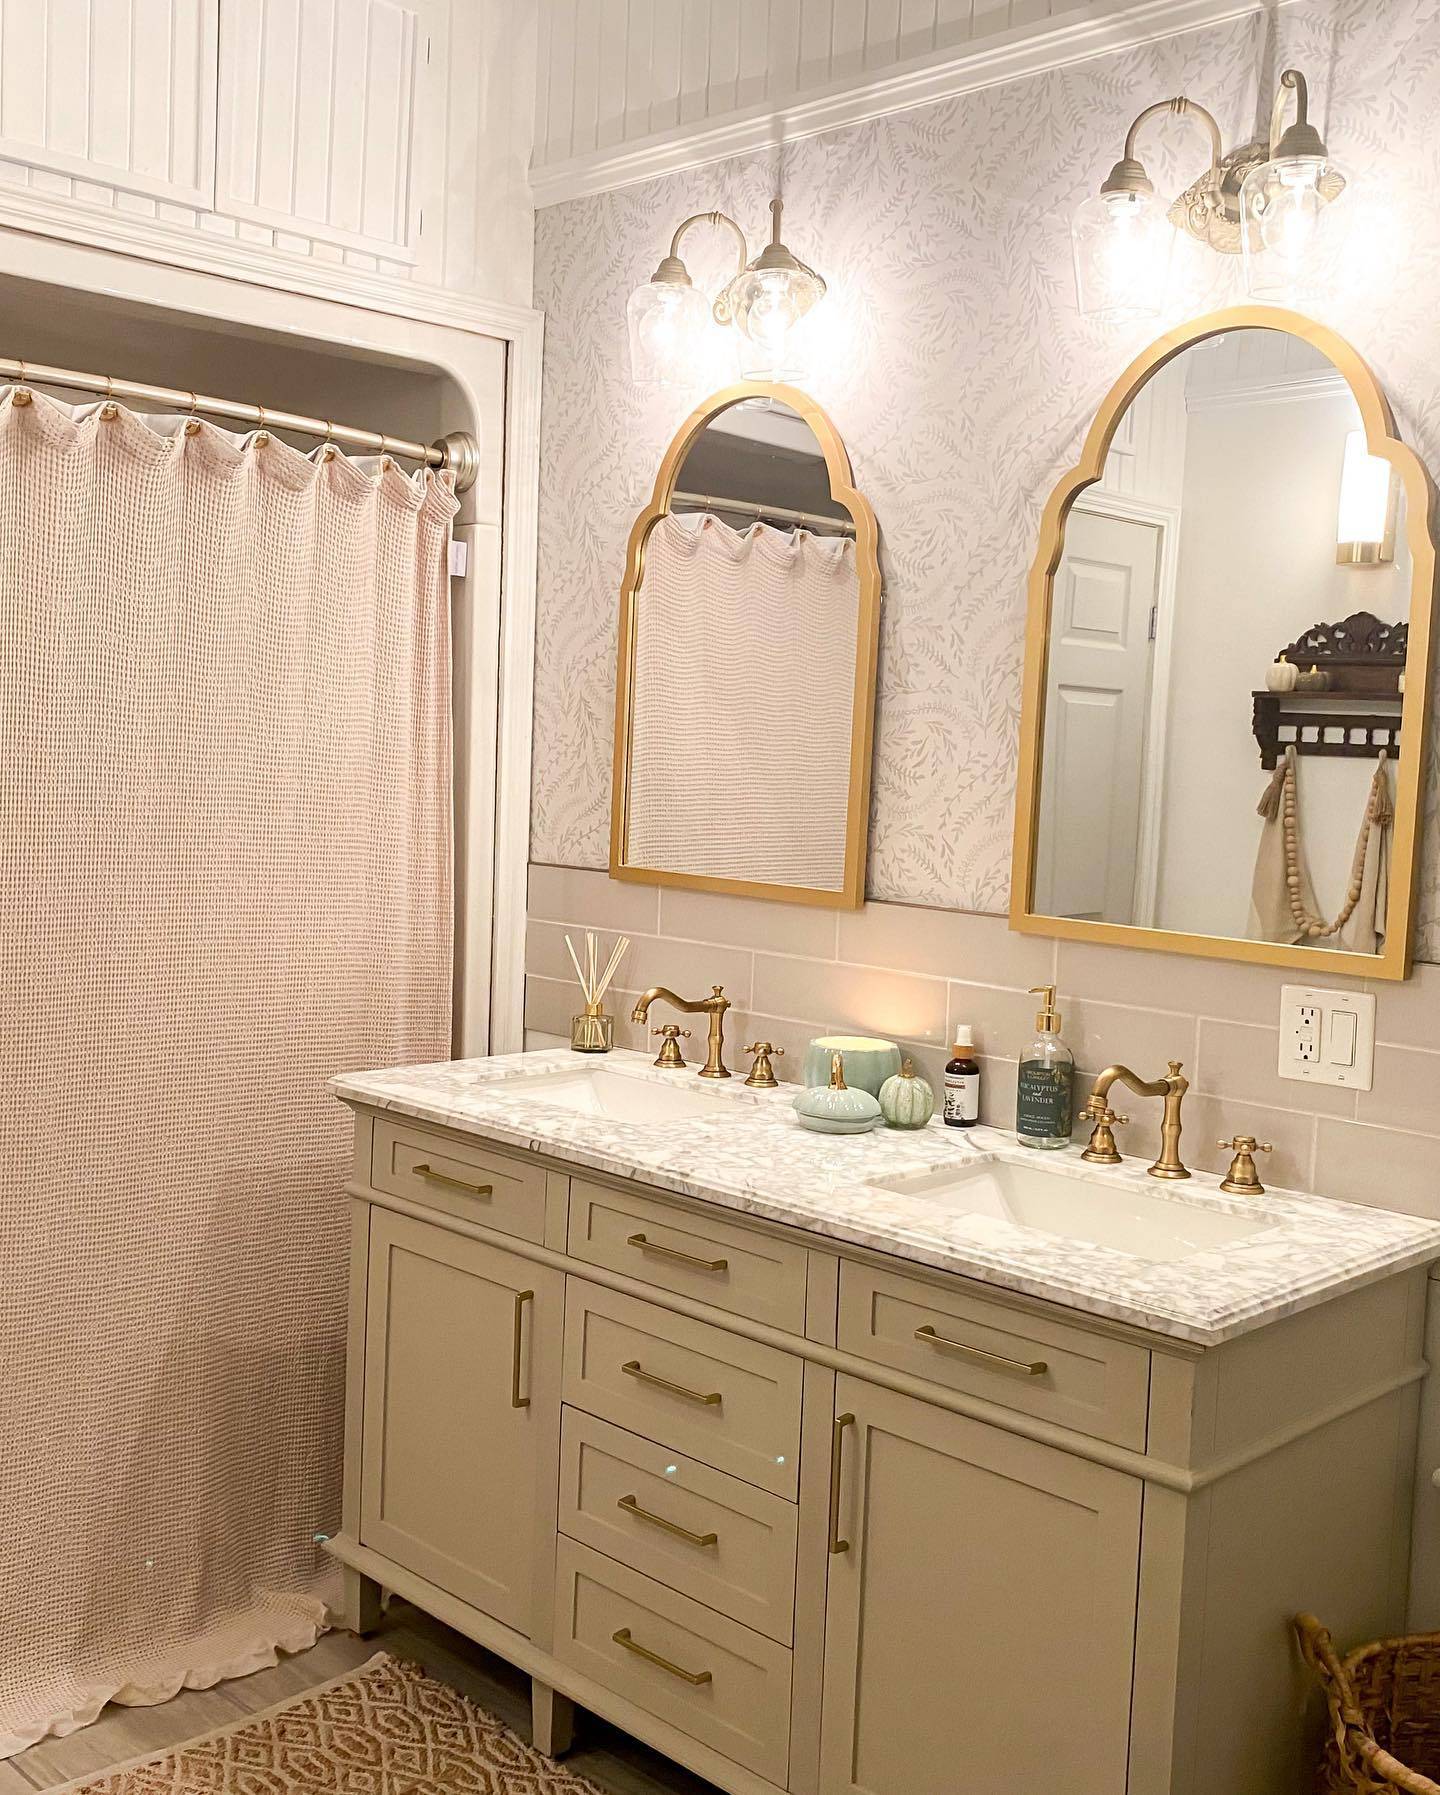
left=615, top=394, right=877, bottom=902
left=1033, top=328, right=1413, bottom=956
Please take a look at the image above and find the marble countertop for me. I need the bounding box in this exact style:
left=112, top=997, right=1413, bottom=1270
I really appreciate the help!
left=330, top=1048, right=1440, bottom=1347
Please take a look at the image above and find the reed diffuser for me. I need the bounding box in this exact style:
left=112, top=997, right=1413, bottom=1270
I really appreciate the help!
left=565, top=930, right=629, bottom=1053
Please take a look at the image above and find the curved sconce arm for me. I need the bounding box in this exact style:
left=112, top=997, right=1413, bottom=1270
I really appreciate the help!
left=1268, top=67, right=1329, bottom=160
left=1103, top=95, right=1224, bottom=197
left=650, top=211, right=749, bottom=287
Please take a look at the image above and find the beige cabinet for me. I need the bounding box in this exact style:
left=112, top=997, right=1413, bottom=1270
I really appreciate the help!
left=359, top=1207, right=561, bottom=1633
left=331, top=1112, right=1427, bottom=1795
left=819, top=1375, right=1142, bottom=1794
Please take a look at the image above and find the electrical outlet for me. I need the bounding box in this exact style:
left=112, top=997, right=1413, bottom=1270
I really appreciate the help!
left=1278, top=986, right=1376, bottom=1090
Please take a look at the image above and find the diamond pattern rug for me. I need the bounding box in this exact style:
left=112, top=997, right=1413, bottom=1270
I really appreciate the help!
left=49, top=1654, right=605, bottom=1795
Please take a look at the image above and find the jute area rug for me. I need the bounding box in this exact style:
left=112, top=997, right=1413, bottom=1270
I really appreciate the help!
left=48, top=1654, right=605, bottom=1795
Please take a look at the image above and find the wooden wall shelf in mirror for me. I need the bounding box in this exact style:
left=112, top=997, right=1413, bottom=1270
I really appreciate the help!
left=610, top=381, right=881, bottom=908
left=1011, top=307, right=1437, bottom=980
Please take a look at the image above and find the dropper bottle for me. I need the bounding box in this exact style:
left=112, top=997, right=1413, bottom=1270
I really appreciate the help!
left=1015, top=985, right=1075, bottom=1150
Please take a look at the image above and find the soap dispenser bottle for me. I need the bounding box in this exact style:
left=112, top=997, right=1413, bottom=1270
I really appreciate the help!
left=1016, top=985, right=1074, bottom=1150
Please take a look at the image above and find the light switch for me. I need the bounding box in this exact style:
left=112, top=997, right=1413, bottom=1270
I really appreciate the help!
left=1278, top=986, right=1375, bottom=1091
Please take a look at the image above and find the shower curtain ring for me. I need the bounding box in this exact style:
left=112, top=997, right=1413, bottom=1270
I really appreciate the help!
left=254, top=403, right=270, bottom=448
left=183, top=391, right=202, bottom=436
left=11, top=358, right=31, bottom=407
left=318, top=420, right=338, bottom=463
left=101, top=372, right=118, bottom=420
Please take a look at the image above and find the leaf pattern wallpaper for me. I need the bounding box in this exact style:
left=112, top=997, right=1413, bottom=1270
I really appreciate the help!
left=531, top=0, right=1440, bottom=959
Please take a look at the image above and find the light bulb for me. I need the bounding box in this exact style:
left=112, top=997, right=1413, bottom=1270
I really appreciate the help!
left=1240, top=150, right=1347, bottom=303
left=626, top=278, right=710, bottom=389
left=1071, top=187, right=1171, bottom=321
left=1259, top=159, right=1325, bottom=260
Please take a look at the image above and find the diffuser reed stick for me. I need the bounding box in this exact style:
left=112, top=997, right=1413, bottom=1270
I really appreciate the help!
left=566, top=930, right=628, bottom=1053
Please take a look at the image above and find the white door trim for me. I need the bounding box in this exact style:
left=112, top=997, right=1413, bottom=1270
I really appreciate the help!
left=1071, top=492, right=1181, bottom=930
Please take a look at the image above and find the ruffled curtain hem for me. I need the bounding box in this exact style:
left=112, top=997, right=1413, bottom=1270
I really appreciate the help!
left=0, top=1594, right=332, bottom=1760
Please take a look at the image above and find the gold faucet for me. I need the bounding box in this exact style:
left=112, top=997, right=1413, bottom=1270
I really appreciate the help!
left=1081, top=1060, right=1191, bottom=1180
left=631, top=985, right=732, bottom=1079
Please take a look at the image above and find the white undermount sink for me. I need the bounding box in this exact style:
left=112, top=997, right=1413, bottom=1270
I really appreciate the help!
left=870, top=1159, right=1279, bottom=1264
left=507, top=1066, right=747, bottom=1123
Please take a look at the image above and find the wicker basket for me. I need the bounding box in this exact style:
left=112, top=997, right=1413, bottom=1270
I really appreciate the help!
left=1297, top=1614, right=1440, bottom=1792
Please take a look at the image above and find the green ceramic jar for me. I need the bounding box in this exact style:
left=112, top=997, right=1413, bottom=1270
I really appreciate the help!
left=801, top=1035, right=901, bottom=1098
left=794, top=1053, right=883, bottom=1135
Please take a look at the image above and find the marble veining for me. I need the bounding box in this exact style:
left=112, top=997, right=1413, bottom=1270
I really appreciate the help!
left=331, top=1049, right=1440, bottom=1346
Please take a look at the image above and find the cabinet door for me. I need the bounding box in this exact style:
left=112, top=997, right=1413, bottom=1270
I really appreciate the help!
left=216, top=0, right=445, bottom=261
left=360, top=1208, right=559, bottom=1633
left=0, top=0, right=218, bottom=205
left=819, top=1377, right=1141, bottom=1795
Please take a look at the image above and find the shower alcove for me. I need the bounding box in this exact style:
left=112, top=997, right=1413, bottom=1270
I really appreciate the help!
left=0, top=254, right=528, bottom=1055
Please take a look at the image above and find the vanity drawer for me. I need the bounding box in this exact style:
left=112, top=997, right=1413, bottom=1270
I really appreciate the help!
left=562, top=1280, right=802, bottom=1499
left=370, top=1118, right=547, bottom=1243
left=559, top=1408, right=797, bottom=1645
left=568, top=1179, right=808, bottom=1333
left=837, top=1263, right=1149, bottom=1451
left=553, top=1536, right=792, bottom=1785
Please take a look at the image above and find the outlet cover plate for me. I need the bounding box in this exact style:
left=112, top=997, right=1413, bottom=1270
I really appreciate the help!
left=1278, top=985, right=1376, bottom=1091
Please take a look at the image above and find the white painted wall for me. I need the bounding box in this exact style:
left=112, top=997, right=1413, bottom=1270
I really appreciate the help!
left=1155, top=358, right=1412, bottom=939
left=0, top=0, right=536, bottom=306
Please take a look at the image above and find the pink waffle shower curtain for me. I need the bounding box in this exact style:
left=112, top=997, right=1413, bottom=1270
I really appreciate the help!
left=0, top=388, right=457, bottom=1753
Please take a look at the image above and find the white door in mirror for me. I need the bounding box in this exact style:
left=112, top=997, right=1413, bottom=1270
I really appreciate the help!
left=1278, top=985, right=1375, bottom=1089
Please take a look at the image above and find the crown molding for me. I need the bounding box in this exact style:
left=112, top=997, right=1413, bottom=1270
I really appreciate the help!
left=530, top=0, right=1291, bottom=209
left=0, top=180, right=541, bottom=345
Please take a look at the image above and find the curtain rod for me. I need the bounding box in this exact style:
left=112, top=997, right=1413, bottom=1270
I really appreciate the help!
left=671, top=488, right=856, bottom=536
left=0, top=355, right=480, bottom=493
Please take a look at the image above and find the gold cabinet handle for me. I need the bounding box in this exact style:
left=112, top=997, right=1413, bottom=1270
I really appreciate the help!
left=914, top=1324, right=1047, bottom=1379
left=612, top=1627, right=713, bottom=1686
left=412, top=1162, right=493, bottom=1198
left=621, top=1359, right=723, bottom=1407
left=511, top=1290, right=534, bottom=1408
left=828, top=1412, right=855, bottom=1554
left=617, top=1493, right=718, bottom=1548
left=626, top=1232, right=728, bottom=1273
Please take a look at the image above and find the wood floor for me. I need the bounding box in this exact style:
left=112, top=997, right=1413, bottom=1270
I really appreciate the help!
left=4, top=1603, right=719, bottom=1795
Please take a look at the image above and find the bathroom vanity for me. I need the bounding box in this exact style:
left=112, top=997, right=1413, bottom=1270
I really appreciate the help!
left=327, top=1050, right=1440, bottom=1795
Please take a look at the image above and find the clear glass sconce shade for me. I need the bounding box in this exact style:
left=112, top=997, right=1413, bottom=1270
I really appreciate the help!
left=1071, top=188, right=1172, bottom=322
left=626, top=278, right=711, bottom=388
left=1240, top=153, right=1348, bottom=302
left=727, top=263, right=826, bottom=381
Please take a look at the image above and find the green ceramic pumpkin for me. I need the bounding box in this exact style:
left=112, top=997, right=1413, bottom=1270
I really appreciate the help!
left=878, top=1059, right=935, bottom=1130
left=794, top=1053, right=882, bottom=1135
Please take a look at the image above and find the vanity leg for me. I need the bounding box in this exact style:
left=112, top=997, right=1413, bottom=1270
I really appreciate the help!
left=531, top=1681, right=575, bottom=1757
left=338, top=1566, right=384, bottom=1636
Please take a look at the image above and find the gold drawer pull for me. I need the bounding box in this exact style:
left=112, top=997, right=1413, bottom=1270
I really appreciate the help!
left=511, top=1290, right=534, bottom=1408
left=828, top=1412, right=854, bottom=1555
left=412, top=1162, right=493, bottom=1198
left=612, top=1627, right=713, bottom=1686
left=914, top=1324, right=1048, bottom=1379
left=621, top=1359, right=723, bottom=1407
left=626, top=1232, right=728, bottom=1273
left=617, top=1493, right=718, bottom=1548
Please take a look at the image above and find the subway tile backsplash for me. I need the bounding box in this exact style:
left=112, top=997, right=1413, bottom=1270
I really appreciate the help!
left=525, top=864, right=1440, bottom=1221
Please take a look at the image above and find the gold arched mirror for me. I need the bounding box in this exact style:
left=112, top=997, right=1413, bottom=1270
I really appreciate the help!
left=610, top=382, right=881, bottom=907
left=1012, top=308, right=1437, bottom=980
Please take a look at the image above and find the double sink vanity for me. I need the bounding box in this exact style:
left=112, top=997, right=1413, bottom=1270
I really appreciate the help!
left=326, top=1046, right=1440, bottom=1795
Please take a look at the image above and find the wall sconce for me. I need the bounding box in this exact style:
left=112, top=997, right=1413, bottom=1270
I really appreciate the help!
left=1336, top=429, right=1397, bottom=566
left=627, top=199, right=826, bottom=388
left=1072, top=69, right=1344, bottom=319
left=1240, top=71, right=1347, bottom=303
